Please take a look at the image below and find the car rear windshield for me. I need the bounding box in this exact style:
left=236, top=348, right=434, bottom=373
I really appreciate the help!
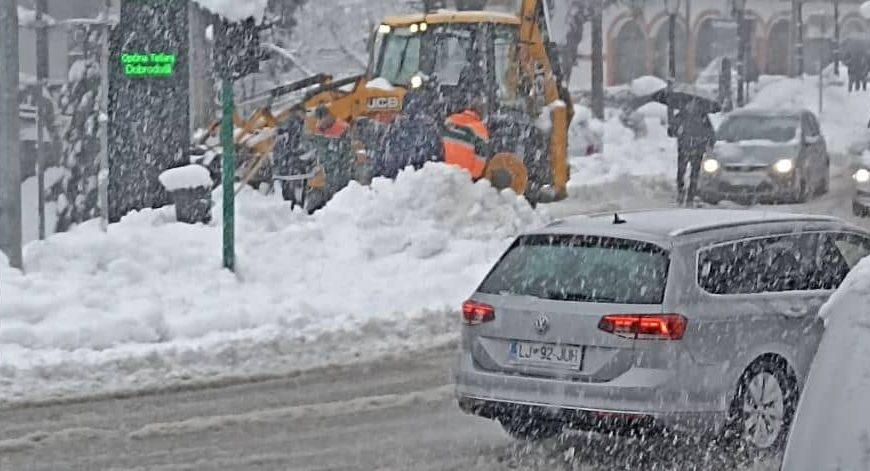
left=478, top=234, right=670, bottom=304
left=717, top=115, right=799, bottom=143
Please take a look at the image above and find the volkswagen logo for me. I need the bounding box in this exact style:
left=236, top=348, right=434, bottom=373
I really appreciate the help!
left=534, top=315, right=550, bottom=335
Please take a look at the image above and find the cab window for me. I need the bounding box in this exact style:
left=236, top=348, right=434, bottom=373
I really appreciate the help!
left=493, top=27, right=519, bottom=106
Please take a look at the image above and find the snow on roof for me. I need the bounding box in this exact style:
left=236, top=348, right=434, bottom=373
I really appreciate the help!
left=190, top=0, right=268, bottom=22
left=17, top=6, right=56, bottom=28
left=365, top=77, right=395, bottom=91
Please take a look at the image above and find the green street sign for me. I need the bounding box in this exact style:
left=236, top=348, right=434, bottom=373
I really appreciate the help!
left=120, top=52, right=176, bottom=77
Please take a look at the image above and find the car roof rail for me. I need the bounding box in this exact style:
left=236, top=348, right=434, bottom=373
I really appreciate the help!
left=669, top=215, right=840, bottom=237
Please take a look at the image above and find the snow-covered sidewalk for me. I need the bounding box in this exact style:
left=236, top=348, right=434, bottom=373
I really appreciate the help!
left=1, top=164, right=544, bottom=403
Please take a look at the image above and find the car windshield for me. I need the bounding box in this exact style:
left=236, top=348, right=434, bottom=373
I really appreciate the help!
left=717, top=115, right=800, bottom=143
left=478, top=234, right=670, bottom=304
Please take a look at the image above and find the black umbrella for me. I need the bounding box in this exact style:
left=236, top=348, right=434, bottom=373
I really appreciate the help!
left=649, top=83, right=721, bottom=114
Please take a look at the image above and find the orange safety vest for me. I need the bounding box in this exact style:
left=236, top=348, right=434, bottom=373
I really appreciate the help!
left=442, top=110, right=489, bottom=179
left=314, top=119, right=349, bottom=139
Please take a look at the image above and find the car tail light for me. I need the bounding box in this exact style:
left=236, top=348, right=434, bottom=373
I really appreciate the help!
left=462, top=300, right=495, bottom=326
left=598, top=314, right=687, bottom=340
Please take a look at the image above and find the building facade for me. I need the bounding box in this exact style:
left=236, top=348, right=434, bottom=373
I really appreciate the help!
left=564, top=0, right=870, bottom=87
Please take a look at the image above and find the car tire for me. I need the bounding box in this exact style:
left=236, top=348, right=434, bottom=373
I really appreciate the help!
left=499, top=415, right=563, bottom=442
left=723, top=358, right=798, bottom=457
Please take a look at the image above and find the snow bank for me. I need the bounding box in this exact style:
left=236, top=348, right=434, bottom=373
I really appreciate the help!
left=630, top=76, right=666, bottom=97
left=0, top=164, right=545, bottom=402
left=158, top=165, right=212, bottom=191
left=782, top=256, right=870, bottom=471
left=568, top=113, right=675, bottom=188
left=191, top=0, right=268, bottom=22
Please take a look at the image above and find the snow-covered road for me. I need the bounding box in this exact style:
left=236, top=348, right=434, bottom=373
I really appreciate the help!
left=3, top=165, right=861, bottom=471
left=0, top=343, right=778, bottom=471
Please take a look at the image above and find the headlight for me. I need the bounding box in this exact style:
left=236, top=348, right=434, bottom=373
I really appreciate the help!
left=377, top=24, right=391, bottom=34
left=409, top=23, right=419, bottom=33
left=419, top=22, right=428, bottom=32
left=773, top=159, right=794, bottom=174
left=410, top=75, right=423, bottom=89
left=855, top=168, right=870, bottom=183
left=702, top=159, right=720, bottom=173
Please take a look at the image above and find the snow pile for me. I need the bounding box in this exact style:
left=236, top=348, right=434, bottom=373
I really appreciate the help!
left=191, top=0, right=268, bottom=22
left=630, top=76, right=666, bottom=97
left=159, top=165, right=212, bottom=191
left=0, top=164, right=545, bottom=402
left=782, top=256, right=870, bottom=471
left=568, top=113, right=675, bottom=188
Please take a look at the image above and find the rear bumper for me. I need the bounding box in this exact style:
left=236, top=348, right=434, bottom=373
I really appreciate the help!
left=454, top=353, right=728, bottom=434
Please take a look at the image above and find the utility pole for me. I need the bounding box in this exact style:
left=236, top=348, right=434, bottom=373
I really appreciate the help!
left=736, top=0, right=746, bottom=107
left=666, top=0, right=679, bottom=129
left=590, top=0, right=604, bottom=120
left=220, top=79, right=235, bottom=272
left=796, top=0, right=804, bottom=76
left=833, top=0, right=840, bottom=76
left=0, top=0, right=22, bottom=268
left=98, top=0, right=111, bottom=231
left=35, top=0, right=48, bottom=240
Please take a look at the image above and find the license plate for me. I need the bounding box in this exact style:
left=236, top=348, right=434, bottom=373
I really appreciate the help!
left=726, top=174, right=764, bottom=186
left=509, top=341, right=585, bottom=370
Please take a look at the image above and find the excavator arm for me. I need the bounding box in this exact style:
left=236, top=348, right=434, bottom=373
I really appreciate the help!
left=517, top=0, right=571, bottom=200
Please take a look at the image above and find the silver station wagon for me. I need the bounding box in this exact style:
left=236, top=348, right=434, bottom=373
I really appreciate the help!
left=455, top=209, right=870, bottom=453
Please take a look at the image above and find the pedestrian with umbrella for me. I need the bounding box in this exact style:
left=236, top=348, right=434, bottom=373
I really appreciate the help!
left=650, top=84, right=720, bottom=206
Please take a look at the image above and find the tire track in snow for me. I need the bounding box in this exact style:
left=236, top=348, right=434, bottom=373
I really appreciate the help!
left=127, top=384, right=455, bottom=440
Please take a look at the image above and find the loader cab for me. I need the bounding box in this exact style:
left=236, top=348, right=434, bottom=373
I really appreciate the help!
left=368, top=15, right=527, bottom=120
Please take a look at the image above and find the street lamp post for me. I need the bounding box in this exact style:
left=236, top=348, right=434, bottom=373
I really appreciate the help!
left=664, top=0, right=681, bottom=130
left=734, top=0, right=747, bottom=107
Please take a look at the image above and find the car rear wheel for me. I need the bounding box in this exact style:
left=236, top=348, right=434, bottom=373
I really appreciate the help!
left=724, top=359, right=798, bottom=455
left=499, top=414, right=563, bottom=442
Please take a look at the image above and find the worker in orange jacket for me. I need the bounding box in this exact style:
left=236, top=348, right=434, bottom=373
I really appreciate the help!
left=308, top=105, right=353, bottom=212
left=442, top=98, right=489, bottom=179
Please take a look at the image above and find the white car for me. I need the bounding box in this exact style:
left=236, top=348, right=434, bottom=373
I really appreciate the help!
left=781, top=256, right=870, bottom=471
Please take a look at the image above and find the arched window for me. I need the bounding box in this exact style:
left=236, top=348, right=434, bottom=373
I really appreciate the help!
left=767, top=19, right=790, bottom=75
left=695, top=18, right=719, bottom=74
left=612, top=20, right=647, bottom=84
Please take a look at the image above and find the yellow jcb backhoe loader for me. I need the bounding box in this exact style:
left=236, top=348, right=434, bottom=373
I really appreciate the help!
left=197, top=0, right=572, bottom=209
